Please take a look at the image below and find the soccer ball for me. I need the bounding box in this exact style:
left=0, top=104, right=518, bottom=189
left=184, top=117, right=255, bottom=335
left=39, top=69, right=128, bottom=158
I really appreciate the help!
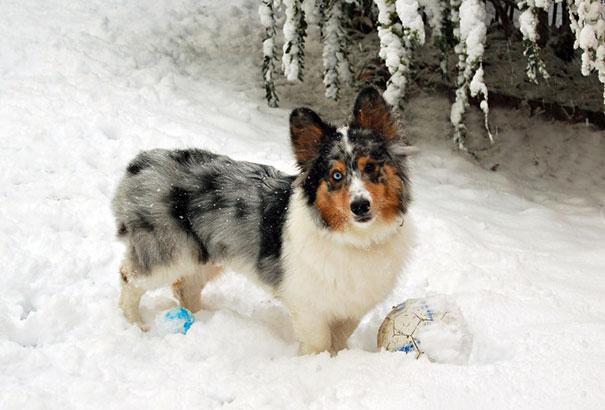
left=377, top=296, right=472, bottom=364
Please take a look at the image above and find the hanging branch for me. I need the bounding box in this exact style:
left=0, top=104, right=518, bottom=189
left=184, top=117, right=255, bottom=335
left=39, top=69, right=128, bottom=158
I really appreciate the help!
left=567, top=0, right=605, bottom=108
left=419, top=0, right=444, bottom=39
left=373, top=0, right=425, bottom=106
left=435, top=0, right=456, bottom=76
left=259, top=0, right=280, bottom=107
left=282, top=0, right=308, bottom=81
left=450, top=0, right=492, bottom=149
left=302, top=0, right=321, bottom=25
left=518, top=0, right=551, bottom=83
left=322, top=0, right=351, bottom=100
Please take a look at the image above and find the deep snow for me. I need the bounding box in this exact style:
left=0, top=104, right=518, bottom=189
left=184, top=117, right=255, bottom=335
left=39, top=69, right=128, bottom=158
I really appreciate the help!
left=1, top=0, right=604, bottom=409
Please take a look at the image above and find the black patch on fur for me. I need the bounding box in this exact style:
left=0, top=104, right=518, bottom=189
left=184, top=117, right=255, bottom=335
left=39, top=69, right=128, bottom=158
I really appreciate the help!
left=257, top=176, right=295, bottom=285
left=129, top=213, right=154, bottom=232
left=300, top=134, right=340, bottom=205
left=198, top=170, right=220, bottom=194
left=210, top=191, right=229, bottom=211
left=117, top=223, right=128, bottom=236
left=170, top=149, right=214, bottom=167
left=168, top=187, right=210, bottom=263
left=126, top=153, right=152, bottom=175
left=234, top=198, right=249, bottom=218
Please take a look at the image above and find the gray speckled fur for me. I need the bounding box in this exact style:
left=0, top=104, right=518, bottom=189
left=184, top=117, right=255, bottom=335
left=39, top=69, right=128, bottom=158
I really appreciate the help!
left=112, top=148, right=294, bottom=287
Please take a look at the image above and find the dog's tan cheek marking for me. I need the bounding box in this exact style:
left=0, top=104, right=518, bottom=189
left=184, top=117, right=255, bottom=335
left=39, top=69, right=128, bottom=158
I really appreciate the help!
left=365, top=164, right=402, bottom=222
left=316, top=181, right=350, bottom=231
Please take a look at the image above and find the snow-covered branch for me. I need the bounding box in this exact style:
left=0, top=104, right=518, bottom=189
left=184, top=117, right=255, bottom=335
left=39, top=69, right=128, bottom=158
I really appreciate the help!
left=260, top=0, right=280, bottom=107
left=450, top=0, right=492, bottom=149
left=374, top=0, right=425, bottom=106
left=282, top=0, right=308, bottom=81
left=258, top=0, right=604, bottom=147
left=322, top=0, right=351, bottom=100
left=568, top=0, right=605, bottom=106
left=518, top=0, right=551, bottom=83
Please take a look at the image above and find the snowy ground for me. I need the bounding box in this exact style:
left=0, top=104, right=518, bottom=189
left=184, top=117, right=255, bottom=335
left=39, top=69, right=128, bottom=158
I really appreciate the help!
left=1, top=1, right=605, bottom=409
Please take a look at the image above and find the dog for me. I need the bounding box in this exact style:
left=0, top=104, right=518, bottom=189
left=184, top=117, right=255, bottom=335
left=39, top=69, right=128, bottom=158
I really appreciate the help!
left=112, top=86, right=413, bottom=354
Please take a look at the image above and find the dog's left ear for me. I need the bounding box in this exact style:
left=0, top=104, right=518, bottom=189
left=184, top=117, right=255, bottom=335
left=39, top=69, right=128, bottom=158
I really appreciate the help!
left=290, top=107, right=329, bottom=169
left=351, top=87, right=398, bottom=141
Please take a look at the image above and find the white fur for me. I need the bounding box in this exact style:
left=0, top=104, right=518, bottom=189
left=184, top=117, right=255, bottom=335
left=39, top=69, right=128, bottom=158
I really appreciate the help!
left=349, top=175, right=371, bottom=203
left=279, top=188, right=413, bottom=352
left=338, top=126, right=352, bottom=155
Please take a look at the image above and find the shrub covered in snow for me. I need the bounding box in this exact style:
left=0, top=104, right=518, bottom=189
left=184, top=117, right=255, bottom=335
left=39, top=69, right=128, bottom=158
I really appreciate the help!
left=568, top=0, right=605, bottom=105
left=259, top=0, right=605, bottom=148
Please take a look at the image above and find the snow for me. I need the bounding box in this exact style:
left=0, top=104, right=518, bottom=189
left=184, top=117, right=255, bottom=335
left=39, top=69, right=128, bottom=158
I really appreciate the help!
left=282, top=0, right=303, bottom=82
left=459, top=0, right=487, bottom=63
left=395, top=0, right=426, bottom=45
left=1, top=0, right=605, bottom=409
left=321, top=0, right=347, bottom=100
left=519, top=8, right=538, bottom=43
left=418, top=0, right=443, bottom=37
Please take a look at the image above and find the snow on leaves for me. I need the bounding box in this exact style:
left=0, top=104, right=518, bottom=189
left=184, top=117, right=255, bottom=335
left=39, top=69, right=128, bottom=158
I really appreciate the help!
left=259, top=0, right=605, bottom=146
left=518, top=1, right=551, bottom=84
left=450, top=0, right=491, bottom=149
left=322, top=0, right=351, bottom=100
left=568, top=0, right=605, bottom=106
left=374, top=0, right=425, bottom=106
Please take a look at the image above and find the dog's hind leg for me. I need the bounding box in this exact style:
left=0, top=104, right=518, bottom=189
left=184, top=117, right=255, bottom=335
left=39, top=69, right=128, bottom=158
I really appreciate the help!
left=118, top=263, right=148, bottom=331
left=172, top=265, right=223, bottom=313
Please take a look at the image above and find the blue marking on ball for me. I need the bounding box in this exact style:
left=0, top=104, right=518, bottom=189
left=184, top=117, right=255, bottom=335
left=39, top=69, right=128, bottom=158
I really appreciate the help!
left=159, top=307, right=196, bottom=335
left=398, top=342, right=416, bottom=353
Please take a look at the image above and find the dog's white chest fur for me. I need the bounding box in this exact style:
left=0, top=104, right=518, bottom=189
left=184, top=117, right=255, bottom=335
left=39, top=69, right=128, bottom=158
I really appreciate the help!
left=279, top=189, right=413, bottom=321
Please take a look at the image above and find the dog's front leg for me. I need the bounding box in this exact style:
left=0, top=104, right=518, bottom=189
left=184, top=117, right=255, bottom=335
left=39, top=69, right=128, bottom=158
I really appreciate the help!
left=291, top=313, right=331, bottom=355
left=330, top=318, right=359, bottom=353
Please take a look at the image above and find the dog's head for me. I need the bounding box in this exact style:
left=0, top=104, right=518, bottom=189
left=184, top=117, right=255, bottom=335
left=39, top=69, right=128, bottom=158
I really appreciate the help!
left=290, top=87, right=411, bottom=234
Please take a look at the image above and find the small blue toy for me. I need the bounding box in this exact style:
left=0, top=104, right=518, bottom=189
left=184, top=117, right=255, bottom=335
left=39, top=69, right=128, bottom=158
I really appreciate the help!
left=154, top=307, right=196, bottom=335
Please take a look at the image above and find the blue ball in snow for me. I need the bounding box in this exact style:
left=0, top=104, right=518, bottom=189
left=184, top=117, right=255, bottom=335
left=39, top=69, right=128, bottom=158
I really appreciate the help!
left=155, top=307, right=196, bottom=335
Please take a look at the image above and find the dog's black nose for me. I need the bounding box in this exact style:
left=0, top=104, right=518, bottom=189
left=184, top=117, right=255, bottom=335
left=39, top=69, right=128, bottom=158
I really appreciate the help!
left=350, top=199, right=371, bottom=216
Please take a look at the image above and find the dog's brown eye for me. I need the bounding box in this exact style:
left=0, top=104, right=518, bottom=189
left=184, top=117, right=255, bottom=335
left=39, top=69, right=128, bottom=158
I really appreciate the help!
left=364, top=163, right=375, bottom=174
left=332, top=171, right=343, bottom=182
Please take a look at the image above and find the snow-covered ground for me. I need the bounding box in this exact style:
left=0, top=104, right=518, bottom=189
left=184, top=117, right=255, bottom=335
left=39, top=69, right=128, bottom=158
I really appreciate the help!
left=1, top=1, right=604, bottom=408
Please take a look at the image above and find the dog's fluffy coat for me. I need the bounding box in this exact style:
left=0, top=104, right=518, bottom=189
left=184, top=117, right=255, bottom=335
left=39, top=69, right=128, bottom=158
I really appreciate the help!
left=112, top=87, right=413, bottom=354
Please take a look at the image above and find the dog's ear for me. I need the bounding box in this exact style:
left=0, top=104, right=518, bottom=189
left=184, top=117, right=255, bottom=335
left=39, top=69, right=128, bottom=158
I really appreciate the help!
left=290, top=107, right=329, bottom=168
left=351, top=87, right=398, bottom=141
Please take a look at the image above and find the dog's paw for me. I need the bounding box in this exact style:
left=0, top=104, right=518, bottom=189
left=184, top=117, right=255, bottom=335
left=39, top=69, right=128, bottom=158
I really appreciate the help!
left=135, top=321, right=150, bottom=332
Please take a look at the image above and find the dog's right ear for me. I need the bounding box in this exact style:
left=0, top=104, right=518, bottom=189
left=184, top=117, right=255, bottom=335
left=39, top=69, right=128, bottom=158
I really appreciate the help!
left=290, top=107, right=329, bottom=169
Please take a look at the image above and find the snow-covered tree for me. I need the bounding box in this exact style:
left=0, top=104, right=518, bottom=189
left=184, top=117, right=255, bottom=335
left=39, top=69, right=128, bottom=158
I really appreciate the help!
left=450, top=0, right=492, bottom=149
left=374, top=0, right=425, bottom=106
left=418, top=0, right=444, bottom=39
left=259, top=0, right=604, bottom=149
left=567, top=0, right=605, bottom=106
left=321, top=0, right=352, bottom=100
left=518, top=0, right=551, bottom=83
left=282, top=0, right=308, bottom=81
left=259, top=0, right=280, bottom=107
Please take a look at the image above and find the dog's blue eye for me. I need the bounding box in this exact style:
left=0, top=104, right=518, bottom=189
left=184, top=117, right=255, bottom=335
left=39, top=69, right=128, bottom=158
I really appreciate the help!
left=332, top=171, right=343, bottom=181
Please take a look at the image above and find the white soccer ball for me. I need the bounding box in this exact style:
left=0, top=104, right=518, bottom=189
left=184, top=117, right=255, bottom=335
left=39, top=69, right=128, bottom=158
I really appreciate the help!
left=377, top=296, right=472, bottom=364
